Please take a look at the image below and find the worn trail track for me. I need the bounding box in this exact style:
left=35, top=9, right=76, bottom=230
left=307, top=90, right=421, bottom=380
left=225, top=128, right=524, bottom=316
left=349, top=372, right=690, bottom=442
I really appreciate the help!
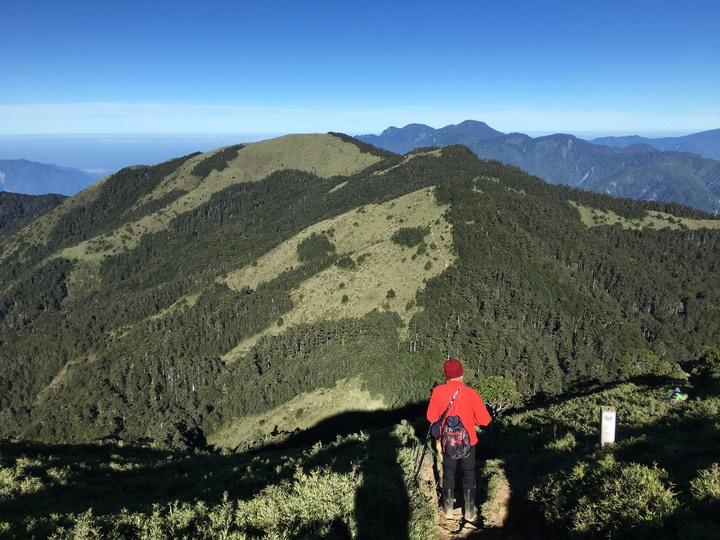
left=417, top=441, right=534, bottom=540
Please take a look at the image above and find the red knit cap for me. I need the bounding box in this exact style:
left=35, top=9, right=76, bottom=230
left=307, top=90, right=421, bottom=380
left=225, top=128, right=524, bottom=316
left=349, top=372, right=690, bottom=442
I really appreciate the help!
left=444, top=358, right=463, bottom=379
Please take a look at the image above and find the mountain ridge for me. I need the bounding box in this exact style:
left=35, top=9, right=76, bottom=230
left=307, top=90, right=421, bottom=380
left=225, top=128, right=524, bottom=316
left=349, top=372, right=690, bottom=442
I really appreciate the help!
left=359, top=119, right=505, bottom=154
left=592, top=128, right=720, bottom=160
left=357, top=122, right=720, bottom=214
left=0, top=191, right=66, bottom=242
left=0, top=158, right=103, bottom=196
left=2, top=133, right=718, bottom=453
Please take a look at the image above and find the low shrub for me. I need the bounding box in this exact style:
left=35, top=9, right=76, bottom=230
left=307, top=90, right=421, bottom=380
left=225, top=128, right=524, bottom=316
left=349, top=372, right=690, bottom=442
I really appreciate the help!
left=690, top=462, right=720, bottom=503
left=528, top=453, right=678, bottom=538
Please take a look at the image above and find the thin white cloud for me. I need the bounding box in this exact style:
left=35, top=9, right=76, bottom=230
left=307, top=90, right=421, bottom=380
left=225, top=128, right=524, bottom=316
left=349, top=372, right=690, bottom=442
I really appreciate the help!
left=1, top=102, right=718, bottom=137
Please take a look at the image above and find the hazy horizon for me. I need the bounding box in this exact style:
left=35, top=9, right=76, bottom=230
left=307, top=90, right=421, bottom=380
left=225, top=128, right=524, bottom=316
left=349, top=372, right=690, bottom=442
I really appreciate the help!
left=1, top=126, right=713, bottom=175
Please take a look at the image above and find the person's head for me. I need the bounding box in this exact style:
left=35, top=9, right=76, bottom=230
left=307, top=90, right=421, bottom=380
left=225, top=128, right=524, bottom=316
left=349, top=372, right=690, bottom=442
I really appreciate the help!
left=674, top=387, right=681, bottom=393
left=444, top=358, right=463, bottom=380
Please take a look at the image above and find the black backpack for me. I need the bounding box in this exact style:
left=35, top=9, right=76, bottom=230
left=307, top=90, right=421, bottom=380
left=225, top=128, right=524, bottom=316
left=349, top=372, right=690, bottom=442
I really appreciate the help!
left=430, top=387, right=472, bottom=460
left=440, top=414, right=471, bottom=459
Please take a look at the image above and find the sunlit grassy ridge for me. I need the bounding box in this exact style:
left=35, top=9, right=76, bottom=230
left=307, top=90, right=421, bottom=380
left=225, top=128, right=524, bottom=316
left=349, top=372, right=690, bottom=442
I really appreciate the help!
left=207, top=377, right=386, bottom=450
left=23, top=134, right=381, bottom=262
left=0, top=180, right=107, bottom=261
left=145, top=134, right=383, bottom=231
left=218, top=187, right=454, bottom=359
left=571, top=200, right=720, bottom=230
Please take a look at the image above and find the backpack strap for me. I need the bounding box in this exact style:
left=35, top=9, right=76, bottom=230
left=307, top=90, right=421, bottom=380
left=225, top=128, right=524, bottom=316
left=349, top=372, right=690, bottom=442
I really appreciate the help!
left=435, top=386, right=462, bottom=425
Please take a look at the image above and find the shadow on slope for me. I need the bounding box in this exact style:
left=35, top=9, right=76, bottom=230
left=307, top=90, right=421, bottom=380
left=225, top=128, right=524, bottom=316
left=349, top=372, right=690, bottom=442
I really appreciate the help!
left=0, top=397, right=565, bottom=539
left=0, top=404, right=426, bottom=538
left=15, top=377, right=713, bottom=539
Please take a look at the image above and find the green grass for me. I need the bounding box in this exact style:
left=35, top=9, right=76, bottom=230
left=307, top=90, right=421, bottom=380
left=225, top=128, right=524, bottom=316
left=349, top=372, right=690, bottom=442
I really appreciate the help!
left=0, top=421, right=434, bottom=540
left=207, top=377, right=386, bottom=450
left=219, top=187, right=454, bottom=359
left=499, top=376, right=720, bottom=538
left=21, top=134, right=384, bottom=264
left=571, top=201, right=720, bottom=230
left=480, top=459, right=511, bottom=527
left=2, top=376, right=718, bottom=539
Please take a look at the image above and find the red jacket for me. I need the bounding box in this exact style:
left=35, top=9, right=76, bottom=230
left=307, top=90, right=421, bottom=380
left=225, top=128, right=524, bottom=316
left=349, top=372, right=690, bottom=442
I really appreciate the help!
left=426, top=379, right=491, bottom=446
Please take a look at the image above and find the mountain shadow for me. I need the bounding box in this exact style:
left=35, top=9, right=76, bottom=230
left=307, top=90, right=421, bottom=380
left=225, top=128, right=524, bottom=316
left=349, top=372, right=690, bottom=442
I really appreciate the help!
left=0, top=405, right=427, bottom=539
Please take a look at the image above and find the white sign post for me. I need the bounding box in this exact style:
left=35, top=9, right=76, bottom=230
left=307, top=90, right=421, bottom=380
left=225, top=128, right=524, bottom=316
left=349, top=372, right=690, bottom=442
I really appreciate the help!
left=600, top=406, right=616, bottom=446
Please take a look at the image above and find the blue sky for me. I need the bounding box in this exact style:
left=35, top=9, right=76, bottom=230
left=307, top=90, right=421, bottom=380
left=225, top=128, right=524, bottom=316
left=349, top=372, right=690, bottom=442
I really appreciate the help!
left=2, top=0, right=719, bottom=138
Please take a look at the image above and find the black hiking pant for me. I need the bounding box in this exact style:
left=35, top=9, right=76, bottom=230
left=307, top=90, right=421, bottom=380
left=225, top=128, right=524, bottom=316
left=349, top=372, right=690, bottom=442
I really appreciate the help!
left=442, top=444, right=476, bottom=492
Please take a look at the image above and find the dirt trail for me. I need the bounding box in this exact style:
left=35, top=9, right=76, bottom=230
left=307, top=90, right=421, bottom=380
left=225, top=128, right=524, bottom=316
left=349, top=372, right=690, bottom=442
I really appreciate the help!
left=430, top=228, right=451, bottom=270
left=417, top=442, right=513, bottom=539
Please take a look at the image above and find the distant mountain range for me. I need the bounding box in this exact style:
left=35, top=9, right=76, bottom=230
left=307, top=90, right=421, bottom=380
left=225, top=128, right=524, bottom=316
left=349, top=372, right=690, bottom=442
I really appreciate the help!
left=0, top=159, right=103, bottom=196
left=592, top=129, right=720, bottom=160
left=358, top=120, right=505, bottom=154
left=357, top=121, right=720, bottom=214
left=4, top=123, right=720, bottom=213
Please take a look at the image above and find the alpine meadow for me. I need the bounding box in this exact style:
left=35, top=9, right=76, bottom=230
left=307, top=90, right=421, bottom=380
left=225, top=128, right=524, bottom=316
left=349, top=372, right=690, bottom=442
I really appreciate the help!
left=1, top=133, right=720, bottom=539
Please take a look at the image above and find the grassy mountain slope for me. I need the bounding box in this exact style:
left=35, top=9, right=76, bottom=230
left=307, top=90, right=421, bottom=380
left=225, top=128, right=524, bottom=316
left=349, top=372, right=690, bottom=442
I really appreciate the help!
left=3, top=133, right=383, bottom=263
left=0, top=134, right=719, bottom=456
left=218, top=186, right=454, bottom=359
left=0, top=192, right=66, bottom=242
left=1, top=365, right=718, bottom=539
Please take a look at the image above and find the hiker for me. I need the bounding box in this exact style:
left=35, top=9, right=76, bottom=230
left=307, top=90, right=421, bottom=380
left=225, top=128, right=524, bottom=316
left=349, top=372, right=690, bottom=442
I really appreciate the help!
left=666, top=387, right=689, bottom=405
left=426, top=358, right=491, bottom=522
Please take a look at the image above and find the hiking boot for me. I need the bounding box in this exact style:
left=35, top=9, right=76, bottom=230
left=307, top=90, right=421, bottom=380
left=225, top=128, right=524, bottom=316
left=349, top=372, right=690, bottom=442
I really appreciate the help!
left=442, top=488, right=454, bottom=517
left=463, top=488, right=477, bottom=522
